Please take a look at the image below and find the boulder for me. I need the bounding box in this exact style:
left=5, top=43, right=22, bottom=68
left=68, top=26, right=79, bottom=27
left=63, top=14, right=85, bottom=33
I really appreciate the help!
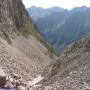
left=0, top=76, right=6, bottom=87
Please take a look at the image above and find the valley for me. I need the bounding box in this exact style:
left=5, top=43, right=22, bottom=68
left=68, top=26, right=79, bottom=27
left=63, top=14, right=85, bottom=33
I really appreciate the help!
left=0, top=0, right=90, bottom=90
left=28, top=6, right=90, bottom=55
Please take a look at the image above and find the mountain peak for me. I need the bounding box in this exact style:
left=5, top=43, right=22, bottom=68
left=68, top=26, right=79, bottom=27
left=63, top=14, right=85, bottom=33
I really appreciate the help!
left=71, top=6, right=90, bottom=12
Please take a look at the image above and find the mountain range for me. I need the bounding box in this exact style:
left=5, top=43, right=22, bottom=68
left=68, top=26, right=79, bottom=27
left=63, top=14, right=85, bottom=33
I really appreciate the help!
left=28, top=6, right=90, bottom=55
left=27, top=6, right=65, bottom=21
left=0, top=0, right=90, bottom=90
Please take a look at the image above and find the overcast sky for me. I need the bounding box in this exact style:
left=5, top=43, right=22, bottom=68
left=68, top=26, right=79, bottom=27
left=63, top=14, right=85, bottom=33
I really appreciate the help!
left=22, top=0, right=90, bottom=10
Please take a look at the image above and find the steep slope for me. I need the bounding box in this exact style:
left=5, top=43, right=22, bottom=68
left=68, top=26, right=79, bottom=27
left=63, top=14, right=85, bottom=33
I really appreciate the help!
left=41, top=35, right=90, bottom=90
left=0, top=0, right=55, bottom=81
left=0, top=37, right=51, bottom=81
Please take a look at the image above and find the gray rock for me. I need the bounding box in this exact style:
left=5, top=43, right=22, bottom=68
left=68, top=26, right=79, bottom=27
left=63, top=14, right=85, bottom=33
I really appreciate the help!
left=0, top=76, right=6, bottom=87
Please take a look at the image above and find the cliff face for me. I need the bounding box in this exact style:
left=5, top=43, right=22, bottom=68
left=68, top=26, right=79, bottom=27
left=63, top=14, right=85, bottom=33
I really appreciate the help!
left=0, top=0, right=31, bottom=34
left=0, top=0, right=54, bottom=80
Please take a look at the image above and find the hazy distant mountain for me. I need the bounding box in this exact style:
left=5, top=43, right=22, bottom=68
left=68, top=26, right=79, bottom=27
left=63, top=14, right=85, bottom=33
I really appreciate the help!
left=53, top=10, right=90, bottom=54
left=36, top=10, right=69, bottom=33
left=27, top=6, right=90, bottom=55
left=27, top=6, right=65, bottom=20
left=45, top=6, right=65, bottom=13
left=71, top=6, right=90, bottom=13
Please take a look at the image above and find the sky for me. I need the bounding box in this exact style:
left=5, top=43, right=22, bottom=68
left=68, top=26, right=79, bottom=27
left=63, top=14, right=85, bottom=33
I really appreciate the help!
left=22, top=0, right=90, bottom=10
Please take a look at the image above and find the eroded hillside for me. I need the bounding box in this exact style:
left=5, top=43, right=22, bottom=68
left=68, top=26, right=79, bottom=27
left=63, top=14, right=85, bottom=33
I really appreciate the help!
left=0, top=0, right=55, bottom=81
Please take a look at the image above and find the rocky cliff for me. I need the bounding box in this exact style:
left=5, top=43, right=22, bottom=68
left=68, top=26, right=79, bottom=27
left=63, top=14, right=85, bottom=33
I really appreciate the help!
left=0, top=0, right=34, bottom=35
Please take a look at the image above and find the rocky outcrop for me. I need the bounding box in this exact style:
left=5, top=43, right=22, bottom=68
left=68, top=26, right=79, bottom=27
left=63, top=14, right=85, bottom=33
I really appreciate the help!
left=0, top=69, right=44, bottom=90
left=0, top=0, right=33, bottom=35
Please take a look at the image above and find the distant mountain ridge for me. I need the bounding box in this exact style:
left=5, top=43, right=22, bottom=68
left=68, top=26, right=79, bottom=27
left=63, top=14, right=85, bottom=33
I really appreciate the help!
left=27, top=6, right=65, bottom=20
left=71, top=6, right=90, bottom=13
left=27, top=6, right=90, bottom=55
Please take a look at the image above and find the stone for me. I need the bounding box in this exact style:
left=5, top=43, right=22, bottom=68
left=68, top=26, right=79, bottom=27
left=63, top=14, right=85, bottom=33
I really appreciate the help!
left=0, top=76, right=6, bottom=87
left=17, top=86, right=26, bottom=90
left=28, top=75, right=44, bottom=86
